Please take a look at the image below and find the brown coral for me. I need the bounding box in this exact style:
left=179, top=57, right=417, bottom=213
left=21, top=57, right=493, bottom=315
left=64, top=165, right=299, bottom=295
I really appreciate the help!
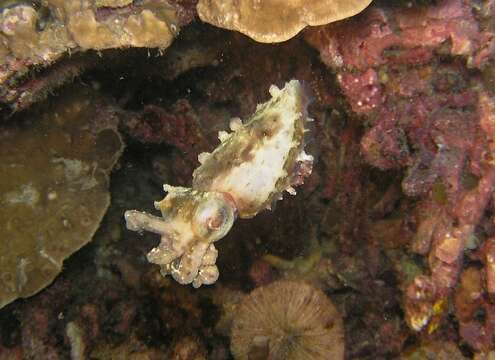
left=230, top=280, right=344, bottom=360
left=197, top=0, right=372, bottom=43
left=0, top=86, right=124, bottom=309
left=0, top=0, right=182, bottom=111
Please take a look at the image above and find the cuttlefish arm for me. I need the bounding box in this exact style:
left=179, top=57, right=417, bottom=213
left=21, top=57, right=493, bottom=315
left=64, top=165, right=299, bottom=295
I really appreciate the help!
left=124, top=186, right=236, bottom=287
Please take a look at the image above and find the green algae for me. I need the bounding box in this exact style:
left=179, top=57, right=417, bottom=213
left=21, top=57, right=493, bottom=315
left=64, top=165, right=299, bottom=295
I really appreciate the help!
left=0, top=86, right=124, bottom=308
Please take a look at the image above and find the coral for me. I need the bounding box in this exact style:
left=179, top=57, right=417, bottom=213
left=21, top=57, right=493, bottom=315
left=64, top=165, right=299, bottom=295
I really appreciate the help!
left=306, top=0, right=495, bottom=335
left=153, top=26, right=224, bottom=82
left=454, top=259, right=495, bottom=352
left=0, top=86, right=124, bottom=309
left=197, top=0, right=372, bottom=43
left=230, top=280, right=344, bottom=360
left=402, top=118, right=495, bottom=332
left=2, top=54, right=95, bottom=113
left=305, top=0, right=489, bottom=71
left=124, top=80, right=314, bottom=287
left=0, top=22, right=223, bottom=113
left=17, top=278, right=72, bottom=360
left=0, top=0, right=183, bottom=111
left=4, top=1, right=495, bottom=357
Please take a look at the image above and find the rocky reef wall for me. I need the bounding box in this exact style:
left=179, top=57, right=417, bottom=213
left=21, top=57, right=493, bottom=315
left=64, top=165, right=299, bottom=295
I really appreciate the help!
left=0, top=0, right=495, bottom=359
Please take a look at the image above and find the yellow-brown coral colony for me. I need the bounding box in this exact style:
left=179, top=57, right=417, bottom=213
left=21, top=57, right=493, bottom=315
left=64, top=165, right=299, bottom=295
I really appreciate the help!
left=0, top=87, right=124, bottom=309
left=197, top=0, right=373, bottom=43
left=0, top=0, right=178, bottom=110
left=231, top=280, right=344, bottom=360
left=124, top=80, right=313, bottom=287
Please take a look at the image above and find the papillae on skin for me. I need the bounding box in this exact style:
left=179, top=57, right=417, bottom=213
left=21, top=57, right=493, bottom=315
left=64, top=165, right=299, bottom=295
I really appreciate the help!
left=124, top=80, right=314, bottom=287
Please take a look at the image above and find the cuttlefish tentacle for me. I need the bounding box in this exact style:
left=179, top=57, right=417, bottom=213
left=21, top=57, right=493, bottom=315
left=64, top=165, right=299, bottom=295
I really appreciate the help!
left=194, top=244, right=219, bottom=287
left=147, top=241, right=179, bottom=266
left=166, top=240, right=210, bottom=285
left=124, top=80, right=313, bottom=287
left=124, top=210, right=168, bottom=235
left=124, top=210, right=183, bottom=265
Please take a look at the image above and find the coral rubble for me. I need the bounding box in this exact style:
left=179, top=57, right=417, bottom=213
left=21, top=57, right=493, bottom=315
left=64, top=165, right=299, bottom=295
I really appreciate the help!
left=124, top=80, right=314, bottom=287
left=0, top=86, right=124, bottom=309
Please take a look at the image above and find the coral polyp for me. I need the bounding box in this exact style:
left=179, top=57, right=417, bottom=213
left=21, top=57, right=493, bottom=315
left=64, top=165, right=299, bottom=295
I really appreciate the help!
left=124, top=80, right=313, bottom=287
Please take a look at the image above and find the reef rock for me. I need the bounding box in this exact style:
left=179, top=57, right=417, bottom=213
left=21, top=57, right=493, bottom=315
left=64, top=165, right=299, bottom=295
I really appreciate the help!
left=0, top=86, right=124, bottom=309
left=306, top=0, right=495, bottom=335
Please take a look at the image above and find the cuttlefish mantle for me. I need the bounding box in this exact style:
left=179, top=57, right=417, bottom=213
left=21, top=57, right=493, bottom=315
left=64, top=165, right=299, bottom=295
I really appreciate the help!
left=124, top=80, right=313, bottom=287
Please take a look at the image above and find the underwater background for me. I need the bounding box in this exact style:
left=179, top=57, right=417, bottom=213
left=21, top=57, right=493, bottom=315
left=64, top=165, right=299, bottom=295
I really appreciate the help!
left=1, top=0, right=495, bottom=359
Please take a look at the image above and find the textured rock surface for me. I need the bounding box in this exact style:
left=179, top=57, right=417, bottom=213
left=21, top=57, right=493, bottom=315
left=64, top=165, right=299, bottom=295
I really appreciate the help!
left=306, top=0, right=495, bottom=336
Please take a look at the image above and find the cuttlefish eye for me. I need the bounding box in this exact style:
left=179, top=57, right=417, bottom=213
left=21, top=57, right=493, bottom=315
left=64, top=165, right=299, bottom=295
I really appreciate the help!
left=192, top=193, right=236, bottom=241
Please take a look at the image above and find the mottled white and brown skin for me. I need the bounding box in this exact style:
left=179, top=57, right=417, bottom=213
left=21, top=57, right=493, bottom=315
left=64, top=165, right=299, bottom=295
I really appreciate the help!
left=124, top=80, right=313, bottom=287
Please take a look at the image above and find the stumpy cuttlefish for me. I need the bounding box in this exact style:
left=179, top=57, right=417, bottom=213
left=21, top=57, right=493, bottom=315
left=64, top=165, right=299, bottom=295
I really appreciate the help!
left=124, top=80, right=313, bottom=287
